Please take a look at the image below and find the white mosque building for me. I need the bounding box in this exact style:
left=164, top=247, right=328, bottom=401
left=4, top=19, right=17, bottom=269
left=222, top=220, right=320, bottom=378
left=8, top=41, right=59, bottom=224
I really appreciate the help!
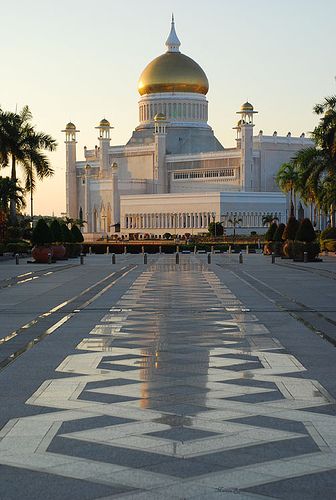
left=64, top=17, right=313, bottom=238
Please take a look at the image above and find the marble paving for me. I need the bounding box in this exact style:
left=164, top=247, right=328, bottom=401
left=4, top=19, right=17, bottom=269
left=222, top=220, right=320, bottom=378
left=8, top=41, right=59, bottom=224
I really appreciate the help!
left=1, top=256, right=336, bottom=498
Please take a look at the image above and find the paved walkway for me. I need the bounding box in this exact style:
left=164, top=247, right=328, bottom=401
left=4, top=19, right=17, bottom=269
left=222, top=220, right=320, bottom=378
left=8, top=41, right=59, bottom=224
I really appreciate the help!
left=0, top=254, right=336, bottom=499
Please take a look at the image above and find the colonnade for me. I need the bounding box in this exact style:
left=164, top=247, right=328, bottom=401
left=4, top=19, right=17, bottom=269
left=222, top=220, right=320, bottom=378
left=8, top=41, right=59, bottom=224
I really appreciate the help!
left=125, top=212, right=213, bottom=230
left=139, top=101, right=208, bottom=123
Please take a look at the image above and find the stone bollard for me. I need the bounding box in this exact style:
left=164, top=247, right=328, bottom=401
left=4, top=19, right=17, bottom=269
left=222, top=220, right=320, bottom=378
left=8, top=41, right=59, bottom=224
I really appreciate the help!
left=80, top=254, right=84, bottom=265
left=176, top=245, right=179, bottom=253
left=246, top=245, right=249, bottom=254
left=141, top=245, right=144, bottom=254
left=304, top=251, right=308, bottom=263
left=239, top=251, right=243, bottom=264
left=48, top=252, right=52, bottom=264
left=112, top=253, right=116, bottom=264
left=194, top=245, right=197, bottom=254
left=159, top=245, right=162, bottom=254
left=228, top=245, right=232, bottom=254
left=124, top=246, right=127, bottom=255
left=89, top=246, right=92, bottom=255
left=175, top=252, right=180, bottom=264
left=106, top=246, right=109, bottom=255
left=271, top=253, right=276, bottom=264
left=207, top=253, right=211, bottom=264
left=211, top=245, right=214, bottom=254
left=15, top=253, right=19, bottom=265
left=144, top=253, right=147, bottom=264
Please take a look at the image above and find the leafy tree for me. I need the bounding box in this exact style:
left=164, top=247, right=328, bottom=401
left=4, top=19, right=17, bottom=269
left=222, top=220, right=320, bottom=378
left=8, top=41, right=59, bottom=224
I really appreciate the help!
left=282, top=216, right=300, bottom=241
left=264, top=222, right=278, bottom=242
left=208, top=222, right=224, bottom=237
left=71, top=224, right=84, bottom=243
left=49, top=219, right=63, bottom=243
left=31, top=218, right=52, bottom=246
left=0, top=106, right=57, bottom=222
left=273, top=223, right=286, bottom=241
left=295, top=218, right=316, bottom=243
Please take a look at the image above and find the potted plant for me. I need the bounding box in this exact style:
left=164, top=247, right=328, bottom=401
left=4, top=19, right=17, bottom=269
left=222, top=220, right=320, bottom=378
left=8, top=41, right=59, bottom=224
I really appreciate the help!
left=60, top=223, right=74, bottom=258
left=31, top=218, right=53, bottom=263
left=71, top=224, right=84, bottom=257
left=282, top=216, right=300, bottom=258
left=50, top=219, right=66, bottom=260
left=263, top=221, right=277, bottom=255
left=293, top=218, right=320, bottom=261
left=272, top=223, right=286, bottom=256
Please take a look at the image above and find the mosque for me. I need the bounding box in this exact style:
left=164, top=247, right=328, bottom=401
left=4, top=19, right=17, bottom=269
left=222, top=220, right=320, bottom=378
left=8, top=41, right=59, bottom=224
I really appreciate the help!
left=64, top=17, right=313, bottom=238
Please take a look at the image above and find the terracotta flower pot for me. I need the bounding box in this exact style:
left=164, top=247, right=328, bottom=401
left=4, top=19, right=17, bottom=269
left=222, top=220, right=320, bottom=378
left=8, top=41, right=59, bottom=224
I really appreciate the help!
left=51, top=244, right=66, bottom=260
left=32, top=246, right=53, bottom=263
left=263, top=243, right=273, bottom=255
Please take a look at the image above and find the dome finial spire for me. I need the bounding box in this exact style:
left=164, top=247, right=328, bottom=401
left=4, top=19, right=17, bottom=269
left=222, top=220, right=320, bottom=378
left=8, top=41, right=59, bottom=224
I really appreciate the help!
left=165, top=14, right=180, bottom=52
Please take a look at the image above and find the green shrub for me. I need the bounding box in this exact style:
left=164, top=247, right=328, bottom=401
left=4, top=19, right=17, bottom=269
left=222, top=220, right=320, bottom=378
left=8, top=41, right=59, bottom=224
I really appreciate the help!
left=264, top=222, right=278, bottom=242
left=273, top=223, right=286, bottom=242
left=321, top=239, right=336, bottom=252
left=71, top=225, right=84, bottom=243
left=50, top=219, right=63, bottom=243
left=282, top=216, right=299, bottom=241
left=320, top=226, right=336, bottom=240
left=295, top=218, right=316, bottom=243
left=6, top=241, right=31, bottom=253
left=31, top=218, right=52, bottom=246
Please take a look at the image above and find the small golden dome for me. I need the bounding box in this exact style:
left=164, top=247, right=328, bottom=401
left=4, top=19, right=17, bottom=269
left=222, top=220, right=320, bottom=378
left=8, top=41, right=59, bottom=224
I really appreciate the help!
left=138, top=52, right=209, bottom=96
left=241, top=101, right=254, bottom=112
left=99, top=118, right=110, bottom=127
left=65, top=122, right=76, bottom=130
left=154, top=112, right=167, bottom=121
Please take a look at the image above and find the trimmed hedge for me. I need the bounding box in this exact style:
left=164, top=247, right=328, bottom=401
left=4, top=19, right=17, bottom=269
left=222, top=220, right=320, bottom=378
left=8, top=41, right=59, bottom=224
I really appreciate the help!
left=321, top=239, right=336, bottom=252
left=320, top=226, right=336, bottom=240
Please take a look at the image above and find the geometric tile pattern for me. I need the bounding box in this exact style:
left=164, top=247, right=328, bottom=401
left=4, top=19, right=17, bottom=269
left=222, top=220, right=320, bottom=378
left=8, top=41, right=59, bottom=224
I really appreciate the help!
left=1, top=255, right=336, bottom=498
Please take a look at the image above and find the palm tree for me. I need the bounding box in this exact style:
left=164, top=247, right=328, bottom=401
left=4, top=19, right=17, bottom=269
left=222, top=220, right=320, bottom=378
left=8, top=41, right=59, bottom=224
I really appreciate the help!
left=262, top=214, right=279, bottom=227
left=0, top=106, right=57, bottom=223
left=275, top=162, right=300, bottom=216
left=228, top=216, right=242, bottom=241
left=0, top=176, right=25, bottom=214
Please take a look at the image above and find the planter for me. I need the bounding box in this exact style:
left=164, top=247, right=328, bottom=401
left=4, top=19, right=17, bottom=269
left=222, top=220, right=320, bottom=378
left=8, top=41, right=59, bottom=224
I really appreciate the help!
left=263, top=243, right=273, bottom=255
left=32, top=246, right=53, bottom=263
left=292, top=241, right=320, bottom=262
left=282, top=240, right=294, bottom=258
left=51, top=244, right=66, bottom=260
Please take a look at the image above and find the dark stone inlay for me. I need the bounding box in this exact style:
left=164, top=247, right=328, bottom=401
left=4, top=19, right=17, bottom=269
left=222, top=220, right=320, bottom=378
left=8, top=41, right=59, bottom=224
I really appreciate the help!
left=148, top=426, right=220, bottom=442
left=222, top=379, right=276, bottom=389
left=244, top=469, right=336, bottom=499
left=196, top=437, right=320, bottom=468
left=85, top=378, right=139, bottom=390
left=78, top=391, right=140, bottom=404
left=0, top=464, right=135, bottom=500
left=223, top=390, right=283, bottom=404
left=229, top=415, right=309, bottom=435
left=57, top=415, right=134, bottom=435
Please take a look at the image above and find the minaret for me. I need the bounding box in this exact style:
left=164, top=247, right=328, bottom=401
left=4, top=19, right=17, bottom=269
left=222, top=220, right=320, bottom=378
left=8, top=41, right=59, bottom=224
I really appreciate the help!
left=111, top=162, right=120, bottom=229
left=153, top=113, right=168, bottom=193
left=236, top=102, right=258, bottom=191
left=95, top=118, right=113, bottom=176
left=84, top=163, right=91, bottom=233
left=62, top=122, right=79, bottom=219
left=165, top=14, right=181, bottom=52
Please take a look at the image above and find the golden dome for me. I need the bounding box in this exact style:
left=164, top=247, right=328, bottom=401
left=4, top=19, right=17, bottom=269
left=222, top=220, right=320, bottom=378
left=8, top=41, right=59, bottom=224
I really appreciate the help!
left=65, top=121, right=76, bottom=130
left=138, top=52, right=209, bottom=96
left=99, top=118, right=110, bottom=127
left=241, top=101, right=254, bottom=111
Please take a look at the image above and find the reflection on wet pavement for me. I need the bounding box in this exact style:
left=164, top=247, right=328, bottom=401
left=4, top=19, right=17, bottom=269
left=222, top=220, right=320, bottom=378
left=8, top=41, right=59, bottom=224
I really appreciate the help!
left=1, top=255, right=336, bottom=498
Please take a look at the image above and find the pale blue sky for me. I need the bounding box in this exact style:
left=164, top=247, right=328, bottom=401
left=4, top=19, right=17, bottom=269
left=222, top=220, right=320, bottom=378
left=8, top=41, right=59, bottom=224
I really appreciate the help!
left=1, top=0, right=335, bottom=214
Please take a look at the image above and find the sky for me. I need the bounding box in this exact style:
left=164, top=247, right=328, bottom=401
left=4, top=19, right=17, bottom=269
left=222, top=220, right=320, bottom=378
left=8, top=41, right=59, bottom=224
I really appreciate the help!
left=1, top=0, right=335, bottom=215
